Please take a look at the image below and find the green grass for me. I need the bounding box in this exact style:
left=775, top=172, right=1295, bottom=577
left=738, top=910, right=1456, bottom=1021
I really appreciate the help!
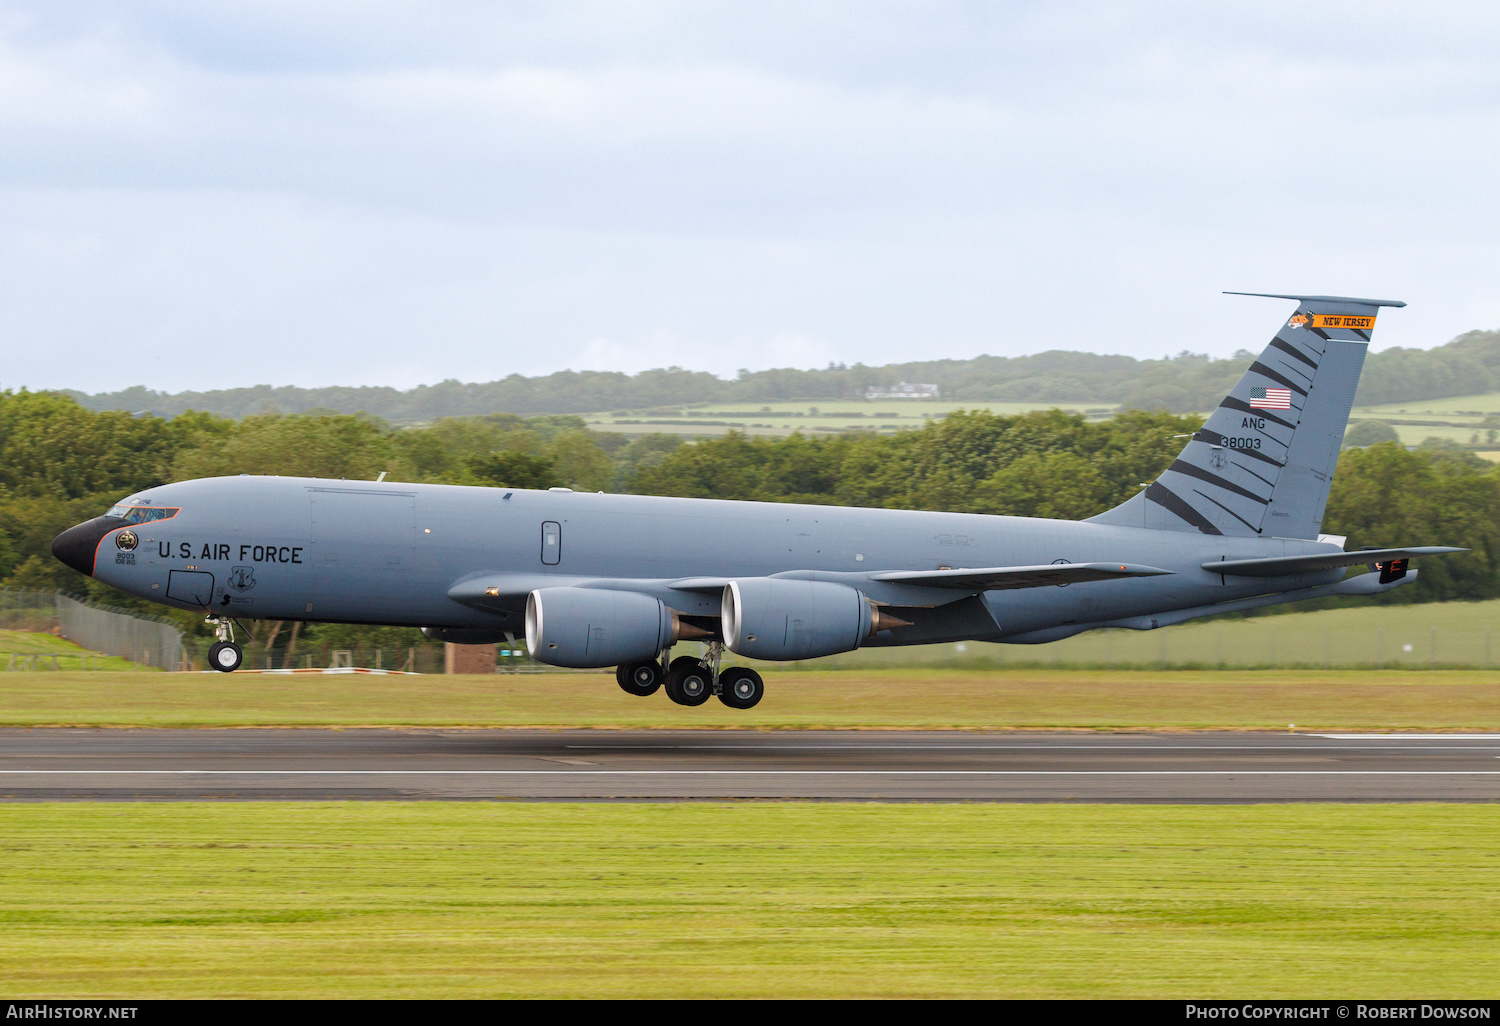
left=0, top=667, right=1496, bottom=730
left=799, top=598, right=1500, bottom=671
left=1349, top=390, right=1500, bottom=449
left=1352, top=390, right=1500, bottom=421
left=583, top=399, right=1118, bottom=437
left=0, top=802, right=1496, bottom=997
left=0, top=629, right=155, bottom=673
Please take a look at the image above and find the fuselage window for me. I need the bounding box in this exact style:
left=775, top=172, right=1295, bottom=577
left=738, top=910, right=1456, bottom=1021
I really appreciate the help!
left=541, top=522, right=561, bottom=565
left=104, top=505, right=181, bottom=524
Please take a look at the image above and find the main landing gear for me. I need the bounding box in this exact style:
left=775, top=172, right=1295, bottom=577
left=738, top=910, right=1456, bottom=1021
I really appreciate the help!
left=617, top=644, right=765, bottom=710
left=615, top=659, right=664, bottom=696
left=205, top=616, right=243, bottom=673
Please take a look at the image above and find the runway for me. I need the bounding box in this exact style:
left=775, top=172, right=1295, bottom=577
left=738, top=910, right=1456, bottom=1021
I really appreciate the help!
left=2, top=728, right=1499, bottom=801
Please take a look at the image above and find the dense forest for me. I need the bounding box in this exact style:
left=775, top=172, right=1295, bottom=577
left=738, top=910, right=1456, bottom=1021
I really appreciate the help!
left=64, top=329, right=1500, bottom=422
left=2, top=390, right=1496, bottom=661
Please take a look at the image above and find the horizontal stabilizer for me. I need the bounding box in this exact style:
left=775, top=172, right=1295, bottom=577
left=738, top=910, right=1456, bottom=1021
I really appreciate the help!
left=1222, top=292, right=1406, bottom=308
left=869, top=562, right=1172, bottom=590
left=1206, top=546, right=1466, bottom=577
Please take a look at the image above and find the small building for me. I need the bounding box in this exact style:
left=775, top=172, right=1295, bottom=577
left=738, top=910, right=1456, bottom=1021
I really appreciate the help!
left=861, top=382, right=939, bottom=400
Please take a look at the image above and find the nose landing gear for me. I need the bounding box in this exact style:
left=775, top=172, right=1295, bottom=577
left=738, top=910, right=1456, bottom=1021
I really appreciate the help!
left=205, top=616, right=243, bottom=673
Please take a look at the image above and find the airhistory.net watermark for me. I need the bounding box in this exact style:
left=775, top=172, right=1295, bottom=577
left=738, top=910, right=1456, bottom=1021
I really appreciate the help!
left=6, top=1007, right=138, bottom=1020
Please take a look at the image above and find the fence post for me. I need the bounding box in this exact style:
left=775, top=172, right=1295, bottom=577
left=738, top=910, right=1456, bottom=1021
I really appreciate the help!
left=1323, top=628, right=1330, bottom=670
left=1269, top=627, right=1276, bottom=668
left=1430, top=626, right=1437, bottom=670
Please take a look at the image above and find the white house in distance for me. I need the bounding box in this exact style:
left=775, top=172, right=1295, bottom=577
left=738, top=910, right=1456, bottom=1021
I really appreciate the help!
left=861, top=382, right=940, bottom=399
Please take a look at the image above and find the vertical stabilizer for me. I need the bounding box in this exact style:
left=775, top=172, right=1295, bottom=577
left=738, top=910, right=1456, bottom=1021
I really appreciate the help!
left=1089, top=293, right=1403, bottom=539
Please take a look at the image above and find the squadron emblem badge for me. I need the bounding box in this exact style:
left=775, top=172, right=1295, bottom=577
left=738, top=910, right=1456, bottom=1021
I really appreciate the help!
left=115, top=530, right=138, bottom=551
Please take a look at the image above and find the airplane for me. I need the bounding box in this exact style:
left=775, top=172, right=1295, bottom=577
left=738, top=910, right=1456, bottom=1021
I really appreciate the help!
left=52, top=292, right=1466, bottom=709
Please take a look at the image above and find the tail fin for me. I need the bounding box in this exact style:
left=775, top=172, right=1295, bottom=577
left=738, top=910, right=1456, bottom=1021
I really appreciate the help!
left=1089, top=292, right=1404, bottom=539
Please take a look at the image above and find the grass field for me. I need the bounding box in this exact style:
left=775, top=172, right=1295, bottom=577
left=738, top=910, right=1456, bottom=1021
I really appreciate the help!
left=582, top=399, right=1117, bottom=438
left=1, top=667, right=1495, bottom=729
left=1, top=802, right=1496, bottom=998
left=1348, top=390, right=1500, bottom=450
left=0, top=629, right=154, bottom=673
left=798, top=598, right=1500, bottom=671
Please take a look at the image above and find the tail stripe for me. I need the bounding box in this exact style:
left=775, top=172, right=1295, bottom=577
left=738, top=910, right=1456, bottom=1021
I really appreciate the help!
left=1191, top=489, right=1262, bottom=534
left=1268, top=337, right=1320, bottom=369
left=1088, top=293, right=1391, bottom=539
left=1218, top=398, right=1296, bottom=431
left=1197, top=427, right=1287, bottom=467
left=1247, top=361, right=1309, bottom=396
left=1232, top=460, right=1278, bottom=490
left=1144, top=482, right=1223, bottom=535
left=1167, top=460, right=1270, bottom=504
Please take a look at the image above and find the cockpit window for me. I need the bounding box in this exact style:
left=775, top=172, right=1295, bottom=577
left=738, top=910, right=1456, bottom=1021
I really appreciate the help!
left=104, top=505, right=180, bottom=524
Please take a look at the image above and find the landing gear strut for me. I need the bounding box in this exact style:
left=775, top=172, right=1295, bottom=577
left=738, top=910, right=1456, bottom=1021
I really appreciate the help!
left=205, top=616, right=243, bottom=673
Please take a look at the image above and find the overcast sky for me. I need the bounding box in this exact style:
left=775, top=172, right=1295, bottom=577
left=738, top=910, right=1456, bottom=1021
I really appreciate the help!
left=2, top=1, right=1498, bottom=394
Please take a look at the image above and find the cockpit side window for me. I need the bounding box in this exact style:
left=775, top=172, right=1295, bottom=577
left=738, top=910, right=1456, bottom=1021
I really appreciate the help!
left=104, top=505, right=180, bottom=524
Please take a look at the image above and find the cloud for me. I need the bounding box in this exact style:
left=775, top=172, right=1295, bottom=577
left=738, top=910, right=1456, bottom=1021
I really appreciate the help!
left=0, top=1, right=1497, bottom=393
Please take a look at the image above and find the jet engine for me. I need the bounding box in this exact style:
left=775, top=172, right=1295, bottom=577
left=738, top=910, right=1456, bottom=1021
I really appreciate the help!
left=722, top=578, right=908, bottom=661
left=525, top=587, right=701, bottom=668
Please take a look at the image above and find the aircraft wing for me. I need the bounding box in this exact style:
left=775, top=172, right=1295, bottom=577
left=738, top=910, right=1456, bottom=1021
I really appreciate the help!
left=1206, top=546, right=1467, bottom=577
left=867, top=562, right=1173, bottom=591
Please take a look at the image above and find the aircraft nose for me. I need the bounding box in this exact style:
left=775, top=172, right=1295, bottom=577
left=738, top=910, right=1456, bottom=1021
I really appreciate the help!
left=51, top=517, right=120, bottom=577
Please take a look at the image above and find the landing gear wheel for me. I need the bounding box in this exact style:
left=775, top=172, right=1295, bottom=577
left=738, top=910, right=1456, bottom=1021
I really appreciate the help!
left=664, top=659, right=713, bottom=707
left=717, top=667, right=764, bottom=709
left=667, top=655, right=703, bottom=677
left=207, top=641, right=243, bottom=673
left=616, top=660, right=664, bottom=697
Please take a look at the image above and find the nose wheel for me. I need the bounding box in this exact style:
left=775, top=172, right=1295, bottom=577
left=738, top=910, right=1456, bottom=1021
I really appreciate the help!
left=207, top=640, right=243, bottom=672
left=204, top=615, right=242, bottom=672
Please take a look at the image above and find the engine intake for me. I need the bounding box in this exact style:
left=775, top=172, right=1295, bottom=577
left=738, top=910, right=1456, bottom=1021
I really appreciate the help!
left=525, top=587, right=697, bottom=668
left=722, top=578, right=906, bottom=661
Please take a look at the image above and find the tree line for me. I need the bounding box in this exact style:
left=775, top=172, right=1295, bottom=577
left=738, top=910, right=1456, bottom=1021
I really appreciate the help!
left=2, top=389, right=1496, bottom=658
left=63, top=328, right=1500, bottom=421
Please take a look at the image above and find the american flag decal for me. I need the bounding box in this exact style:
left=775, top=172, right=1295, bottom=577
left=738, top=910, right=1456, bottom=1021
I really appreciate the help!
left=1249, top=387, right=1292, bottom=410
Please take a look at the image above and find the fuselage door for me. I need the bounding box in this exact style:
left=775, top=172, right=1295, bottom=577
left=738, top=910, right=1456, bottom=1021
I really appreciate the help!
left=541, top=521, right=561, bottom=565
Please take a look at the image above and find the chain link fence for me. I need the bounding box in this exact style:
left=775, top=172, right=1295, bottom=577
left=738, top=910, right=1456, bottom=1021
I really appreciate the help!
left=1, top=589, right=185, bottom=671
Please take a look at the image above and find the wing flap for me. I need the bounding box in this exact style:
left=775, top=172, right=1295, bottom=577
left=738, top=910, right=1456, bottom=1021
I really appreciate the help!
left=1207, top=546, right=1466, bottom=577
left=868, top=562, right=1173, bottom=591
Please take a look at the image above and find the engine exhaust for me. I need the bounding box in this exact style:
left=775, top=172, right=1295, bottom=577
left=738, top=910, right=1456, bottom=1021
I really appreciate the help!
left=868, top=605, right=912, bottom=637
left=670, top=613, right=711, bottom=644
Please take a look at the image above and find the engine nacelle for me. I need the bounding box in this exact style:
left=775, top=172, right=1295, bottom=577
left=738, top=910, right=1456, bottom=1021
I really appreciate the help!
left=526, top=587, right=687, bottom=668
left=723, top=578, right=895, bottom=661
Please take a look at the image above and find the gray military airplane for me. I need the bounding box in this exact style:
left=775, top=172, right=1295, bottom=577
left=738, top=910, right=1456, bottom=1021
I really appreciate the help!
left=53, top=293, right=1464, bottom=709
